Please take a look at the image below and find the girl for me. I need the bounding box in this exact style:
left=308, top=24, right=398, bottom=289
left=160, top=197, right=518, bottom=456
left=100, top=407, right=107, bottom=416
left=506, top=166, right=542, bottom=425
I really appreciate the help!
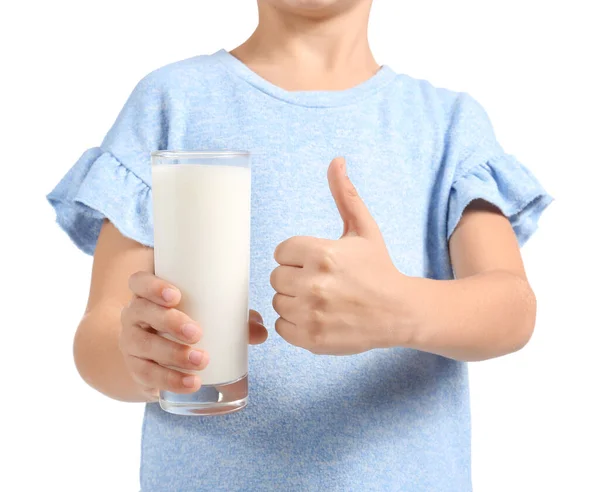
left=47, top=0, right=552, bottom=490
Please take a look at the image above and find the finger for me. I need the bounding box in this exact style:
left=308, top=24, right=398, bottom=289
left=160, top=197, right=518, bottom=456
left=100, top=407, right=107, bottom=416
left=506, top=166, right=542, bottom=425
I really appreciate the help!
left=274, top=236, right=326, bottom=266
left=122, top=297, right=202, bottom=344
left=272, top=293, right=300, bottom=323
left=270, top=265, right=304, bottom=296
left=126, top=326, right=209, bottom=371
left=248, top=309, right=268, bottom=345
left=249, top=309, right=264, bottom=325
left=127, top=356, right=202, bottom=394
left=129, top=271, right=181, bottom=307
left=327, top=157, right=381, bottom=239
left=274, top=317, right=305, bottom=349
left=249, top=321, right=268, bottom=345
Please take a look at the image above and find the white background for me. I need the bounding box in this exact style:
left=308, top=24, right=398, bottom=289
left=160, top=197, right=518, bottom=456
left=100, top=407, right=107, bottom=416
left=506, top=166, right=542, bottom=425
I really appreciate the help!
left=2, top=1, right=598, bottom=490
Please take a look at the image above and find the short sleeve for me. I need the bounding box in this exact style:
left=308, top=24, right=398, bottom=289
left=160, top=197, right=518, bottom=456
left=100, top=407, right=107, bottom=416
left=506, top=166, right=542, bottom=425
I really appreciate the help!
left=446, top=92, right=553, bottom=246
left=47, top=72, right=167, bottom=255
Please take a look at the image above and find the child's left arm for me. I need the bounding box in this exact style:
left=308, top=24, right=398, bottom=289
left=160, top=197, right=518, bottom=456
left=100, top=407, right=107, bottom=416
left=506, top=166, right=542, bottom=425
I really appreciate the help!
left=271, top=158, right=537, bottom=362
left=399, top=198, right=536, bottom=361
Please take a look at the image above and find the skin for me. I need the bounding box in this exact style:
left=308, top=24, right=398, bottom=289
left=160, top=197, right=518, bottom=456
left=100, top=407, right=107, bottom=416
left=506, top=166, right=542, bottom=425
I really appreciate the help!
left=232, top=0, right=378, bottom=91
left=73, top=0, right=537, bottom=402
left=271, top=158, right=535, bottom=361
left=76, top=222, right=267, bottom=402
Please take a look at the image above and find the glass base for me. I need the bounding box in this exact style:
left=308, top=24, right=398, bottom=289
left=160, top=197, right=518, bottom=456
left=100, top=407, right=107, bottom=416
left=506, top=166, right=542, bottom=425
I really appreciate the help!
left=159, top=373, right=248, bottom=416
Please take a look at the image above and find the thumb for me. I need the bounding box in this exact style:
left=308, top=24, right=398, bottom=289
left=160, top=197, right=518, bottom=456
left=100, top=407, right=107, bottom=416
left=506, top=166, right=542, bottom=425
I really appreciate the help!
left=248, top=309, right=268, bottom=345
left=327, top=157, right=381, bottom=239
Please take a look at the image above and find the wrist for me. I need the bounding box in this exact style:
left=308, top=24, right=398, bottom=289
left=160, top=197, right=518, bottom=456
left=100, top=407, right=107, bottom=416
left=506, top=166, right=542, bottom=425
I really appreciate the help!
left=378, top=273, right=436, bottom=350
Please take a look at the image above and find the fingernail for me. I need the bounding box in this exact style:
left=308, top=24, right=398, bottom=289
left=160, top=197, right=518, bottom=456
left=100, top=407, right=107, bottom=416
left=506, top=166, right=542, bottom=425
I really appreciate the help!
left=182, top=323, right=201, bottom=340
left=188, top=350, right=204, bottom=366
left=162, top=288, right=178, bottom=302
left=182, top=375, right=198, bottom=388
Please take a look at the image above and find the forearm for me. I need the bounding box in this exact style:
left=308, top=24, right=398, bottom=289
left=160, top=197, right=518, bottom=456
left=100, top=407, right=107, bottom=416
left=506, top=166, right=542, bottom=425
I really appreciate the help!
left=74, top=302, right=149, bottom=402
left=392, top=271, right=537, bottom=361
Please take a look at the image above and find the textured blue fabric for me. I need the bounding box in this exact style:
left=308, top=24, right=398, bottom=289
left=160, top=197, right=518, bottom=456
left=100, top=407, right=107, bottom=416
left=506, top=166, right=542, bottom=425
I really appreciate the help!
left=47, top=49, right=552, bottom=491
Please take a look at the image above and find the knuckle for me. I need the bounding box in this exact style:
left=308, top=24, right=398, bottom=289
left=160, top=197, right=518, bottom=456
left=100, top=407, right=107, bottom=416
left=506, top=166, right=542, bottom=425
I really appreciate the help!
left=173, top=343, right=190, bottom=368
left=310, top=294, right=328, bottom=310
left=308, top=279, right=323, bottom=297
left=317, top=245, right=337, bottom=273
left=136, top=360, right=154, bottom=383
left=272, top=294, right=282, bottom=313
left=269, top=267, right=279, bottom=289
left=162, top=308, right=181, bottom=335
left=136, top=330, right=154, bottom=356
left=166, top=370, right=182, bottom=391
left=274, top=236, right=296, bottom=262
left=308, top=277, right=329, bottom=299
left=307, top=308, right=325, bottom=327
left=274, top=317, right=285, bottom=337
left=128, top=296, right=148, bottom=324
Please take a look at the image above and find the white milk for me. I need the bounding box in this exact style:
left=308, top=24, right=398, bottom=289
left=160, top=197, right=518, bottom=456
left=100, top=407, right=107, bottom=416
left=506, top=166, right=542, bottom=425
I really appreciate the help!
left=152, top=164, right=251, bottom=385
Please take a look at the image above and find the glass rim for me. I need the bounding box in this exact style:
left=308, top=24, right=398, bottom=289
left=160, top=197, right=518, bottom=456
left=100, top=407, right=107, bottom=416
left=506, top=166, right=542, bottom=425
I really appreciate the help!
left=151, top=150, right=250, bottom=159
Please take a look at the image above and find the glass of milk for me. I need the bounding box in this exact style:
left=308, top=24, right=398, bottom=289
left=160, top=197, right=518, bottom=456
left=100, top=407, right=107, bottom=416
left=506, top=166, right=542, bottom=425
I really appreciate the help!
left=151, top=150, right=251, bottom=416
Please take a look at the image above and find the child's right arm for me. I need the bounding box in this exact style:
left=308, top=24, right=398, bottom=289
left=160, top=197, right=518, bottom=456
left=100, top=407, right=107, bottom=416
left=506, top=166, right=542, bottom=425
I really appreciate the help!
left=75, top=220, right=267, bottom=402
left=75, top=219, right=206, bottom=402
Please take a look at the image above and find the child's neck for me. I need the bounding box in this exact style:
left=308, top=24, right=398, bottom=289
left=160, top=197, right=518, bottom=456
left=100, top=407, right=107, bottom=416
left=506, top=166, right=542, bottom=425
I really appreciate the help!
left=230, top=1, right=379, bottom=92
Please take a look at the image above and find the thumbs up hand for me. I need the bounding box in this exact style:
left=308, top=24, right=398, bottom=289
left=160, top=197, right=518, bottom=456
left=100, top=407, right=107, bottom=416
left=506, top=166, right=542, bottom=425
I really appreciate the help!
left=270, top=157, right=407, bottom=355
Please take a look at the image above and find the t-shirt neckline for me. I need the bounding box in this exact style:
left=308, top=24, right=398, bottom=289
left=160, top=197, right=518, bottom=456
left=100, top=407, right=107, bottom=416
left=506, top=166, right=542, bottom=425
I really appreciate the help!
left=212, top=49, right=397, bottom=108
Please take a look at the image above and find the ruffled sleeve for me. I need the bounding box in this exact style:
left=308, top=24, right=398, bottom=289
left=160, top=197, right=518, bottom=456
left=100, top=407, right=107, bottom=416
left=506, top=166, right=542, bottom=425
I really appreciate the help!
left=47, top=71, right=167, bottom=255
left=447, top=154, right=553, bottom=246
left=445, top=92, right=553, bottom=246
left=47, top=148, right=153, bottom=255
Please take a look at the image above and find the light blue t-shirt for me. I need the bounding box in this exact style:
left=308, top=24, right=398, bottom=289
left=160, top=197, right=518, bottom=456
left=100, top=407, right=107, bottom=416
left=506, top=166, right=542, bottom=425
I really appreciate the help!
left=48, top=49, right=552, bottom=491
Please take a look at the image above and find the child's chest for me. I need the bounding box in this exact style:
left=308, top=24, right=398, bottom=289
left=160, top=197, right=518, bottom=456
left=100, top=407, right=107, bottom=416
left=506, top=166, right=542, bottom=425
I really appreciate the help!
left=178, top=102, right=448, bottom=276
